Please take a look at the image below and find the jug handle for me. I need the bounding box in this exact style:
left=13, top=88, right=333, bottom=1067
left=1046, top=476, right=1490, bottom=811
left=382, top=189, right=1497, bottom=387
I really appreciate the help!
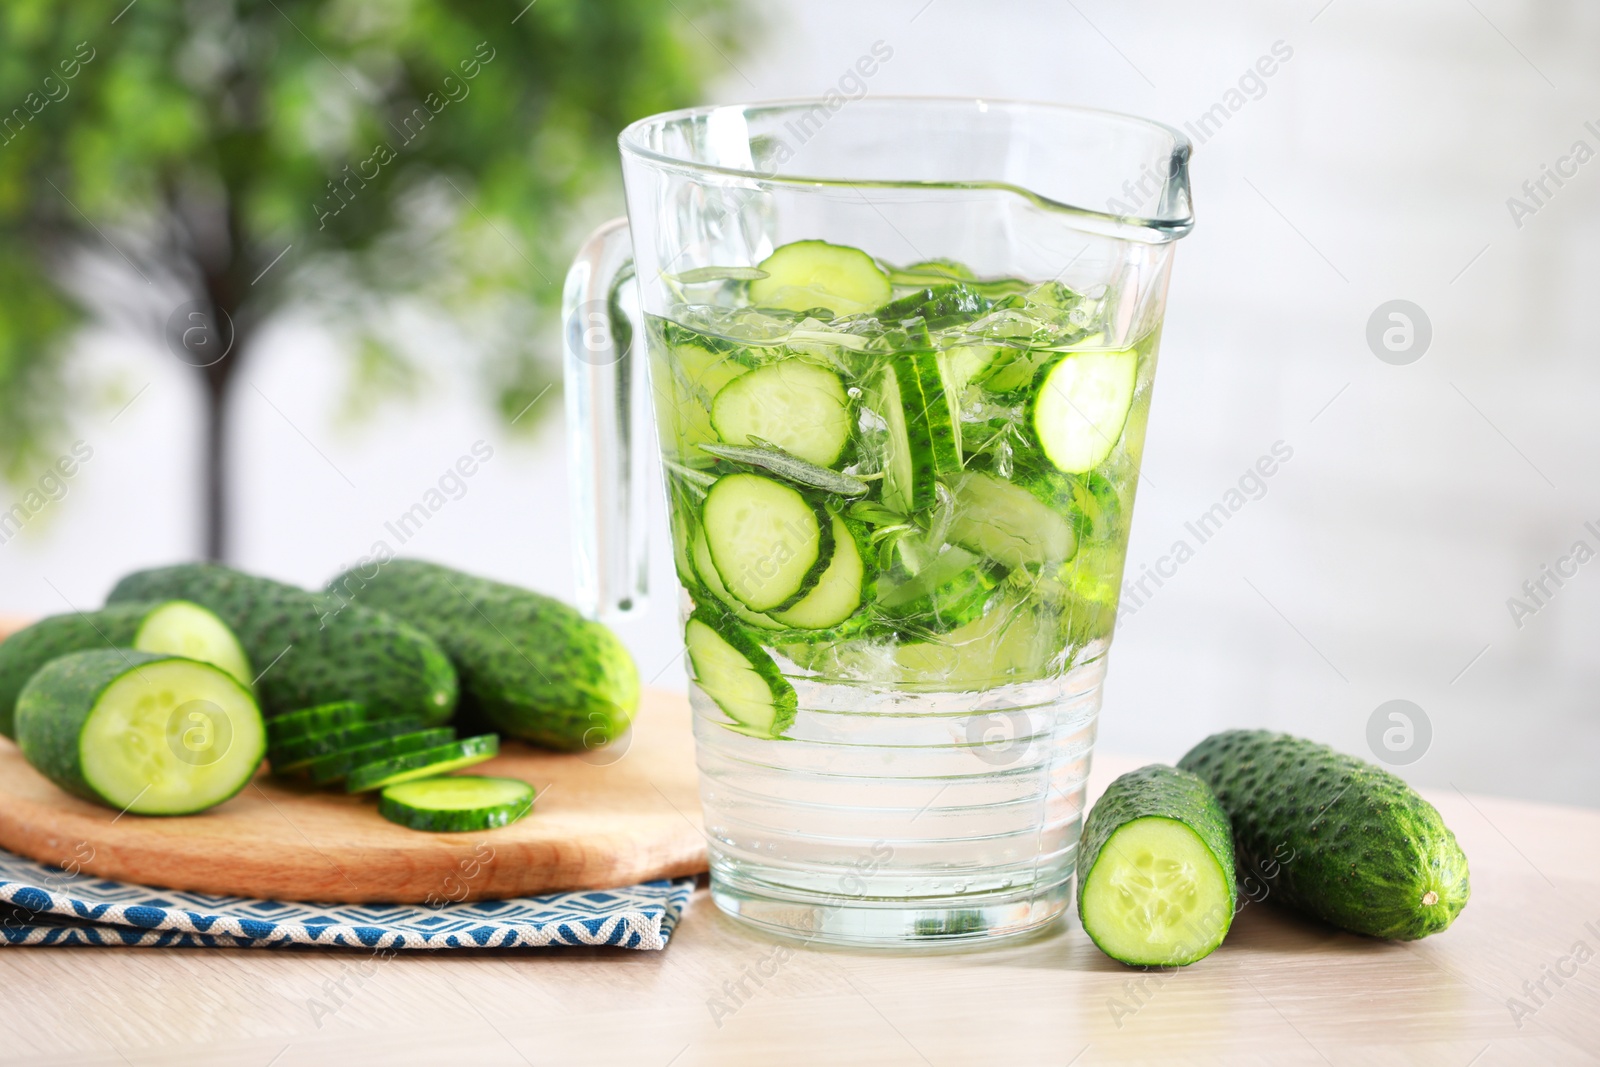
left=563, top=216, right=648, bottom=623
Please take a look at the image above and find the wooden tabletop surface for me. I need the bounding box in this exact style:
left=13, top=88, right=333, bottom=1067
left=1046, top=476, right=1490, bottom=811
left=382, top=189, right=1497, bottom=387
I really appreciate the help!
left=0, top=673, right=1596, bottom=1063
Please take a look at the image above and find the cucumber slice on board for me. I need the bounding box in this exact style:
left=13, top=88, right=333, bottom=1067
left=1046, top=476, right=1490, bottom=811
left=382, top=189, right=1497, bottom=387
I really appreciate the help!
left=303, top=728, right=456, bottom=786
left=1179, top=731, right=1471, bottom=941
left=14, top=649, right=266, bottom=816
left=770, top=511, right=868, bottom=630
left=379, top=775, right=535, bottom=832
left=0, top=600, right=252, bottom=737
left=266, top=701, right=376, bottom=745
left=710, top=359, right=852, bottom=467
left=345, top=734, right=500, bottom=793
left=684, top=611, right=797, bottom=739
left=1031, top=348, right=1138, bottom=473
left=269, top=717, right=430, bottom=773
left=702, top=473, right=833, bottom=613
left=748, top=240, right=892, bottom=317
left=1077, top=764, right=1238, bottom=967
left=945, top=471, right=1078, bottom=569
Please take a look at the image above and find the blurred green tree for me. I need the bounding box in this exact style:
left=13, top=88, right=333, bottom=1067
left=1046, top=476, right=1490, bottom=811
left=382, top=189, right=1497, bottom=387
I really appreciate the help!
left=0, top=0, right=745, bottom=559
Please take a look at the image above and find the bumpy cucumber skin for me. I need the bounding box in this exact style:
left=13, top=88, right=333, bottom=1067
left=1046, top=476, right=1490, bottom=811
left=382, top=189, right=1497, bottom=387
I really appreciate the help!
left=0, top=603, right=161, bottom=738
left=325, top=560, right=639, bottom=752
left=14, top=649, right=265, bottom=810
left=1178, top=730, right=1470, bottom=941
left=1076, top=764, right=1238, bottom=966
left=109, top=564, right=458, bottom=727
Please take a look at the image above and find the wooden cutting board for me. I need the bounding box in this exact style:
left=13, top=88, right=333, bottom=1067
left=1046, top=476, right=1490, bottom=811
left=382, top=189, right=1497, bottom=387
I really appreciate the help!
left=0, top=611, right=706, bottom=902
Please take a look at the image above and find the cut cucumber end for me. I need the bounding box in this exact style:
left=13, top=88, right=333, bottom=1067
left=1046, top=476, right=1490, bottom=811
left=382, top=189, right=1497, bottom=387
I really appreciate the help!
left=133, top=600, right=254, bottom=690
left=379, top=775, right=534, bottom=833
left=1080, top=816, right=1234, bottom=966
left=78, top=658, right=266, bottom=816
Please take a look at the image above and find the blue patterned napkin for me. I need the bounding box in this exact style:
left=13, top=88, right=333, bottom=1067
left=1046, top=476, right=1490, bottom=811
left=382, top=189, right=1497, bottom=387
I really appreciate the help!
left=0, top=849, right=695, bottom=950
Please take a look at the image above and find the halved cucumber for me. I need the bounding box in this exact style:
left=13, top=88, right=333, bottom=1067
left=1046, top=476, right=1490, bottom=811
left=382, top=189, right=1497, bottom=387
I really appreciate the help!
left=702, top=473, right=833, bottom=614
left=684, top=611, right=797, bottom=739
left=270, top=717, right=429, bottom=773
left=946, top=471, right=1078, bottom=569
left=770, top=512, right=868, bottom=630
left=15, top=649, right=266, bottom=816
left=748, top=240, right=892, bottom=317
left=1032, top=348, right=1138, bottom=473
left=879, top=351, right=960, bottom=514
left=1078, top=765, right=1237, bottom=967
left=345, top=734, right=500, bottom=793
left=0, top=600, right=253, bottom=737
left=267, top=700, right=376, bottom=745
left=303, top=727, right=456, bottom=786
left=710, top=359, right=852, bottom=468
left=379, top=775, right=534, bottom=833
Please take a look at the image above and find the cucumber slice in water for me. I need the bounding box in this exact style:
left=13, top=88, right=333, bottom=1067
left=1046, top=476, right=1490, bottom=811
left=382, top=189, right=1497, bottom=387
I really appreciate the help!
left=303, top=727, right=456, bottom=786
left=379, top=775, right=534, bottom=833
left=692, top=528, right=784, bottom=631
left=946, top=471, right=1077, bottom=569
left=345, top=734, right=500, bottom=793
left=15, top=649, right=266, bottom=816
left=879, top=351, right=960, bottom=514
left=710, top=359, right=851, bottom=468
left=1032, top=349, right=1138, bottom=473
left=748, top=240, right=892, bottom=317
left=684, top=611, right=797, bottom=739
left=771, top=511, right=867, bottom=630
left=702, top=473, right=833, bottom=613
left=1078, top=765, right=1237, bottom=967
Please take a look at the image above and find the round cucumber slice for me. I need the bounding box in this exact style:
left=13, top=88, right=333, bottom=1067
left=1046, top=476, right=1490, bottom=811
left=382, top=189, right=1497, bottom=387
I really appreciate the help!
left=16, top=650, right=266, bottom=816
left=691, top=528, right=784, bottom=630
left=379, top=775, right=534, bottom=833
left=345, top=734, right=500, bottom=793
left=684, top=611, right=796, bottom=739
left=132, top=600, right=254, bottom=690
left=1032, top=349, right=1138, bottom=473
left=946, top=471, right=1077, bottom=569
left=702, top=473, right=833, bottom=613
left=771, top=512, right=866, bottom=630
left=747, top=240, right=892, bottom=317
left=1078, top=765, right=1237, bottom=967
left=710, top=359, right=851, bottom=468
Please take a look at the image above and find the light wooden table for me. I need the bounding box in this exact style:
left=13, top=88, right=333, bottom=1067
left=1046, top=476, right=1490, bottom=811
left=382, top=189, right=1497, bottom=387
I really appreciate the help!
left=0, top=661, right=1595, bottom=1063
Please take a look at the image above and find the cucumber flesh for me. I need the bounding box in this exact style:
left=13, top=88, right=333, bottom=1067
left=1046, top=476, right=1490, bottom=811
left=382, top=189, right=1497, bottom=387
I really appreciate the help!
left=692, top=528, right=784, bottom=630
left=748, top=240, right=892, bottom=317
left=1077, top=764, right=1238, bottom=967
left=946, top=471, right=1078, bottom=569
left=16, top=650, right=266, bottom=816
left=303, top=728, right=456, bottom=785
left=346, top=735, right=500, bottom=793
left=702, top=473, right=833, bottom=613
left=378, top=775, right=534, bottom=832
left=1032, top=349, right=1138, bottom=473
left=710, top=359, right=852, bottom=468
left=684, top=612, right=797, bottom=739
left=879, top=349, right=960, bottom=514
left=270, top=717, right=430, bottom=773
left=771, top=512, right=865, bottom=630
left=266, top=701, right=376, bottom=745
left=132, top=600, right=254, bottom=690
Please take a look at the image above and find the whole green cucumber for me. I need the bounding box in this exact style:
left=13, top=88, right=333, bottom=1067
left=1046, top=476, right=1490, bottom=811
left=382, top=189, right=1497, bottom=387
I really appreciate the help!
left=1178, top=730, right=1469, bottom=940
left=1077, top=764, right=1237, bottom=966
left=0, top=600, right=251, bottom=737
left=325, top=559, right=639, bottom=751
left=108, top=564, right=457, bottom=724
left=16, top=649, right=266, bottom=816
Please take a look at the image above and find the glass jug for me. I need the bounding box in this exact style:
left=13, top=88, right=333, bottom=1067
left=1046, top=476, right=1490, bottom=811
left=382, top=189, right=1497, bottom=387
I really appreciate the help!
left=565, top=98, right=1192, bottom=947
